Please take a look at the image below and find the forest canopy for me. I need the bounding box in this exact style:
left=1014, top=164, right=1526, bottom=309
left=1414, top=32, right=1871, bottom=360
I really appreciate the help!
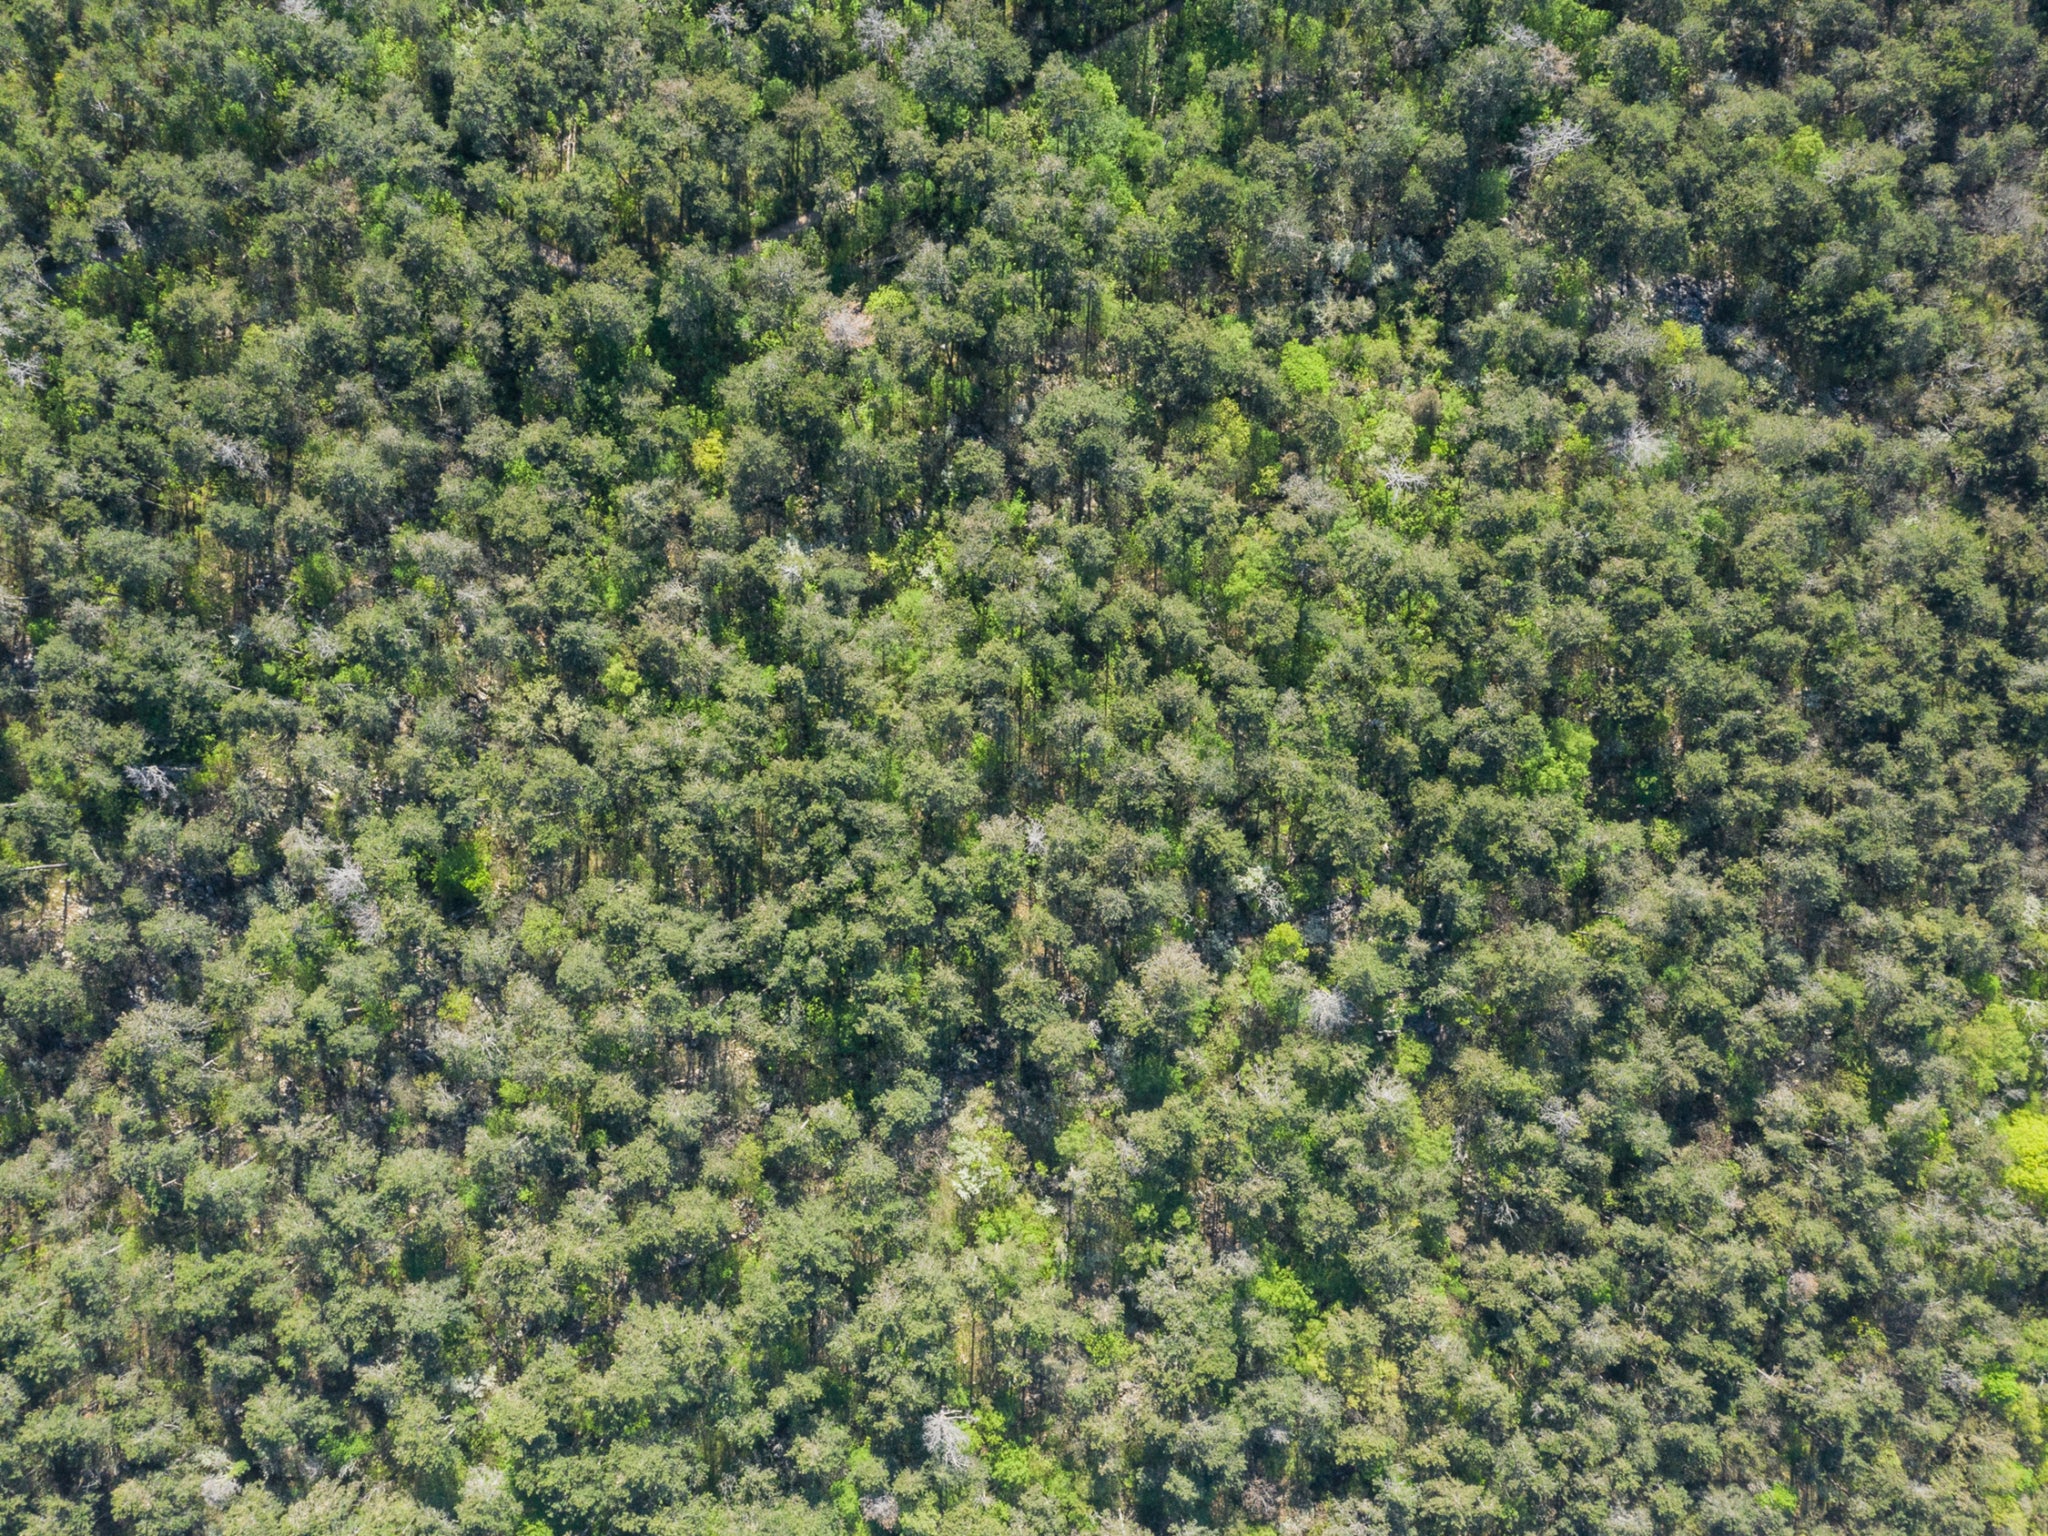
left=1, top=0, right=2048, bottom=1532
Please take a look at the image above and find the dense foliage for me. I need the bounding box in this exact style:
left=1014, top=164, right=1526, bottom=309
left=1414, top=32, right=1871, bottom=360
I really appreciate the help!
left=7, top=0, right=2048, bottom=1531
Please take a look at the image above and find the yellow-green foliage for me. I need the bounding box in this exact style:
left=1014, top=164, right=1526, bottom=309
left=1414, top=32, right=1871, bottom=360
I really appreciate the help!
left=1279, top=341, right=1333, bottom=397
left=1953, top=1003, right=2037, bottom=1094
left=2002, top=1105, right=2048, bottom=1206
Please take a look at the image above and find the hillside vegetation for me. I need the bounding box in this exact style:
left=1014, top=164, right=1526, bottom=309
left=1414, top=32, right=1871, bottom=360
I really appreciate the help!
left=2, top=0, right=2048, bottom=1532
